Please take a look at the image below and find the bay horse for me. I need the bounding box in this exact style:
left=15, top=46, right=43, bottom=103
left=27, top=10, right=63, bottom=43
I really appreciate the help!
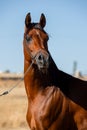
left=23, top=13, right=87, bottom=130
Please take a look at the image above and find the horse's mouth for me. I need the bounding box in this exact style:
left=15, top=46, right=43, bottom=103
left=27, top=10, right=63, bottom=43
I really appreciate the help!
left=37, top=63, right=49, bottom=73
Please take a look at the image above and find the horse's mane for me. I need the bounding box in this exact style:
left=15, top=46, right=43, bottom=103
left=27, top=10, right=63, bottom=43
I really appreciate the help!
left=48, top=53, right=87, bottom=109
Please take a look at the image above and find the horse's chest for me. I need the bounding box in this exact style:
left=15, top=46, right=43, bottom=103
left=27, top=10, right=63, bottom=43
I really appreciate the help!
left=27, top=87, right=69, bottom=130
left=26, top=104, right=36, bottom=130
left=28, top=99, right=50, bottom=129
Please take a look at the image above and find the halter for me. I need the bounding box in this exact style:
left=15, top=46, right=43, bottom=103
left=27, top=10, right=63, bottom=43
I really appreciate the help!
left=24, top=33, right=45, bottom=64
left=24, top=24, right=49, bottom=64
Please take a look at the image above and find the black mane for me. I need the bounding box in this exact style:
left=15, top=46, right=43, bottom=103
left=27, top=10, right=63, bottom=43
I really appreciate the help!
left=48, top=54, right=87, bottom=109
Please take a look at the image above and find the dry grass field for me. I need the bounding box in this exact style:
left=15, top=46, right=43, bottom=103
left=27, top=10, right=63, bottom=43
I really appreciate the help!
left=0, top=73, right=87, bottom=130
left=0, top=77, right=30, bottom=130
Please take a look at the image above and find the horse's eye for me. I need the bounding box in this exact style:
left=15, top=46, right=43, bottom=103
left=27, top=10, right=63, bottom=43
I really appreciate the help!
left=26, top=35, right=32, bottom=43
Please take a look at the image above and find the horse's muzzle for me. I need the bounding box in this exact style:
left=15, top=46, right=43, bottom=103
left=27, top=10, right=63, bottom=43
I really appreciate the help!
left=35, top=51, right=49, bottom=73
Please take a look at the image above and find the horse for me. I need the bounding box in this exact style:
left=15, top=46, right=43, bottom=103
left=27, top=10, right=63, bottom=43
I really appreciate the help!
left=23, top=13, right=87, bottom=130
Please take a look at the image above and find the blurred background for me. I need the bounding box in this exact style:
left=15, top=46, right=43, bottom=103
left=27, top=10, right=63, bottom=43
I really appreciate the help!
left=0, top=0, right=87, bottom=130
left=0, top=0, right=87, bottom=74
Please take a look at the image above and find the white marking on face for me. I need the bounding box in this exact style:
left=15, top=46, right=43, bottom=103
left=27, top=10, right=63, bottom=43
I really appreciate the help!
left=36, top=30, right=43, bottom=43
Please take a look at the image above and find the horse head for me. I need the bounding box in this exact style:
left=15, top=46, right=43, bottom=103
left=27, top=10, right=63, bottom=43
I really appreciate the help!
left=23, top=13, right=49, bottom=73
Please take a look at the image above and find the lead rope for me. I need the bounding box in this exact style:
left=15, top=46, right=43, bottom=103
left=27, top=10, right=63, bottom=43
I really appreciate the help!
left=0, top=61, right=34, bottom=96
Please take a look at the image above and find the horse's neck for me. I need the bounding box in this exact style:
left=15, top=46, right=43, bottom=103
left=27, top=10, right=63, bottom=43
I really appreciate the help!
left=24, top=60, right=51, bottom=100
left=49, top=56, right=76, bottom=94
left=50, top=56, right=87, bottom=106
left=24, top=61, right=38, bottom=100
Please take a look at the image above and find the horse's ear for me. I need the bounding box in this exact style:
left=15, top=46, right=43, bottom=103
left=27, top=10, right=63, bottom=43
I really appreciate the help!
left=25, top=13, right=31, bottom=28
left=39, top=13, right=46, bottom=28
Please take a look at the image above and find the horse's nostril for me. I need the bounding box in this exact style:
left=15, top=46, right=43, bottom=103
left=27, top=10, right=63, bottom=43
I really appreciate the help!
left=38, top=55, right=43, bottom=61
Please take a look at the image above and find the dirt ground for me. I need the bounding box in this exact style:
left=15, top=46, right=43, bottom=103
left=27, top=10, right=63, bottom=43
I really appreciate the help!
left=0, top=79, right=30, bottom=130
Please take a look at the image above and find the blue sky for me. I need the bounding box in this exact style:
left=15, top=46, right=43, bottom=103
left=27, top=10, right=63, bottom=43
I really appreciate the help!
left=0, top=0, right=87, bottom=74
